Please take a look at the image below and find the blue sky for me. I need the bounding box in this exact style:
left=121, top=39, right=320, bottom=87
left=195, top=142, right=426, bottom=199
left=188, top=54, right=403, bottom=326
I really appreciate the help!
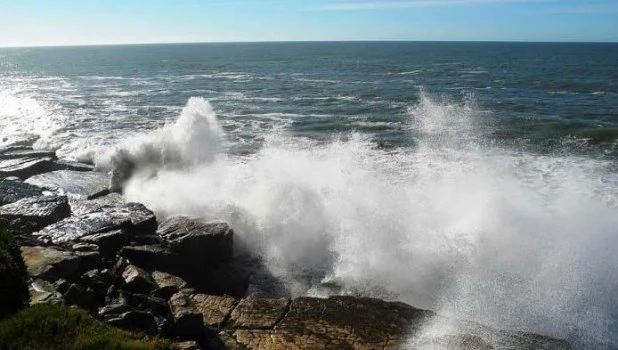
left=0, top=0, right=617, bottom=46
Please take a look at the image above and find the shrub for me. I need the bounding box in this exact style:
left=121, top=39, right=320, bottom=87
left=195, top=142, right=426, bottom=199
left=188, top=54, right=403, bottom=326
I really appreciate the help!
left=0, top=226, right=29, bottom=318
left=0, top=304, right=174, bottom=350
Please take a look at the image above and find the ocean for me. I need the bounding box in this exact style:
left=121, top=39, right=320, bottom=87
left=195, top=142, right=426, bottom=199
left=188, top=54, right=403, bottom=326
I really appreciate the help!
left=1, top=42, right=617, bottom=348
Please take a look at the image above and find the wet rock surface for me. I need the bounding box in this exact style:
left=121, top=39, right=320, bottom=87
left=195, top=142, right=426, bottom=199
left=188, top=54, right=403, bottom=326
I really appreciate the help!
left=0, top=178, right=44, bottom=205
left=158, top=216, right=233, bottom=266
left=0, top=195, right=71, bottom=234
left=0, top=157, right=55, bottom=179
left=35, top=211, right=132, bottom=244
left=26, top=170, right=110, bottom=199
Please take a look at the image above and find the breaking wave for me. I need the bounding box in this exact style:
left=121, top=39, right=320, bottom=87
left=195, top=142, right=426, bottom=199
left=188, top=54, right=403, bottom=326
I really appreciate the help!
left=105, top=94, right=618, bottom=349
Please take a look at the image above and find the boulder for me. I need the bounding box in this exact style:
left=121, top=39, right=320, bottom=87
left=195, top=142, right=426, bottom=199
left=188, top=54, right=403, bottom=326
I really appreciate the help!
left=158, top=216, right=233, bottom=269
left=79, top=230, right=129, bottom=258
left=169, top=292, right=205, bottom=339
left=0, top=157, right=55, bottom=179
left=20, top=246, right=80, bottom=280
left=106, top=311, right=159, bottom=335
left=0, top=195, right=70, bottom=233
left=122, top=265, right=157, bottom=294
left=63, top=283, right=93, bottom=309
left=151, top=271, right=188, bottom=300
left=119, top=245, right=181, bottom=273
left=34, top=211, right=132, bottom=244
left=228, top=297, right=290, bottom=330
left=29, top=279, right=63, bottom=305
left=0, top=178, right=44, bottom=205
left=191, top=294, right=237, bottom=329
left=76, top=251, right=102, bottom=272
left=26, top=170, right=110, bottom=199
left=116, top=202, right=157, bottom=235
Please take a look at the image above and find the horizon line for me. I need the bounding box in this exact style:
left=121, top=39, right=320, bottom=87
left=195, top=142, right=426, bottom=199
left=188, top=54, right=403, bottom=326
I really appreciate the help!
left=1, top=39, right=616, bottom=49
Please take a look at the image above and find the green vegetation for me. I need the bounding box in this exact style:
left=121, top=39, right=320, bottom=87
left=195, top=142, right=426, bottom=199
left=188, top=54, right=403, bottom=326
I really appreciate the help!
left=0, top=226, right=29, bottom=318
left=0, top=304, right=174, bottom=350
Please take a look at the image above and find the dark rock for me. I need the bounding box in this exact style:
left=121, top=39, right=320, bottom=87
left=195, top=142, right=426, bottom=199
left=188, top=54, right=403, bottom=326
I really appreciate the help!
left=0, top=149, right=57, bottom=160
left=71, top=242, right=99, bottom=252
left=63, top=283, right=92, bottom=309
left=151, top=271, right=188, bottom=300
left=26, top=170, right=110, bottom=199
left=52, top=160, right=95, bottom=172
left=201, top=263, right=249, bottom=298
left=228, top=297, right=289, bottom=329
left=118, top=202, right=157, bottom=235
left=98, top=303, right=135, bottom=319
left=133, top=234, right=164, bottom=245
left=158, top=217, right=233, bottom=271
left=0, top=157, right=55, bottom=179
left=122, top=265, right=156, bottom=294
left=20, top=246, right=80, bottom=280
left=106, top=311, right=159, bottom=335
left=119, top=245, right=181, bottom=273
left=0, top=195, right=70, bottom=233
left=169, top=292, right=205, bottom=339
left=54, top=279, right=70, bottom=294
left=0, top=178, right=44, bottom=205
left=34, top=212, right=132, bottom=244
left=79, top=230, right=129, bottom=258
left=88, top=281, right=109, bottom=307
left=75, top=251, right=102, bottom=273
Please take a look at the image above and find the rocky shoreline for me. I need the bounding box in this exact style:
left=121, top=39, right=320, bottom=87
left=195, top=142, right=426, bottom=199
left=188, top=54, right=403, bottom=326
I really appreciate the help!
left=0, top=134, right=571, bottom=349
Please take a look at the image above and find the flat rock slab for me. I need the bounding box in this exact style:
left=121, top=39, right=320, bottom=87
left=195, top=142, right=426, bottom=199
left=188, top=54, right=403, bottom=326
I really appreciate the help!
left=70, top=193, right=125, bottom=216
left=26, top=170, right=110, bottom=199
left=71, top=196, right=156, bottom=235
left=221, top=296, right=571, bottom=350
left=158, top=216, right=233, bottom=266
left=0, top=149, right=57, bottom=160
left=0, top=178, right=44, bottom=205
left=228, top=297, right=289, bottom=330
left=21, top=246, right=80, bottom=280
left=191, top=293, right=237, bottom=328
left=0, top=157, right=55, bottom=179
left=0, top=195, right=70, bottom=233
left=34, top=211, right=132, bottom=244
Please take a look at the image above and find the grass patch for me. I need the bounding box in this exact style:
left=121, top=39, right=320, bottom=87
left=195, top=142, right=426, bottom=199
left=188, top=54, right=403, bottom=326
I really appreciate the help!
left=0, top=304, right=174, bottom=350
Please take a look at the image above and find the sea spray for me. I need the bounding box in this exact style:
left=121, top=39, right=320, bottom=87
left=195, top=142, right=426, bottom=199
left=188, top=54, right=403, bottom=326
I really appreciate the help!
left=97, top=97, right=223, bottom=191
left=107, top=95, right=617, bottom=349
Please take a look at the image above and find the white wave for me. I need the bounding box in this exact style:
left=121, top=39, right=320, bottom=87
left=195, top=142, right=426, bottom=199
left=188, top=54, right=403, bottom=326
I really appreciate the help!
left=0, top=90, right=65, bottom=142
left=97, top=97, right=223, bottom=191
left=113, top=94, right=617, bottom=349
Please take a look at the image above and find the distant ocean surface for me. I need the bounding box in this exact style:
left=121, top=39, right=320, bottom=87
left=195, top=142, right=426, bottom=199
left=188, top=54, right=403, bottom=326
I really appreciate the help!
left=1, top=42, right=617, bottom=349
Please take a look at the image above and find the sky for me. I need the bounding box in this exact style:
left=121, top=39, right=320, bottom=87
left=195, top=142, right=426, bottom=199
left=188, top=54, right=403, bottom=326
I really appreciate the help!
left=0, top=0, right=617, bottom=47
